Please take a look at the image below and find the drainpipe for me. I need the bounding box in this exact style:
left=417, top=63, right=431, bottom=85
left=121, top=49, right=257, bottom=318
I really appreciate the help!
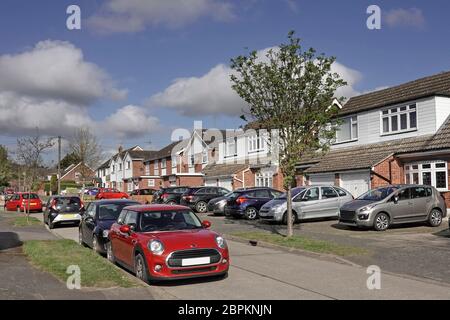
left=241, top=167, right=251, bottom=188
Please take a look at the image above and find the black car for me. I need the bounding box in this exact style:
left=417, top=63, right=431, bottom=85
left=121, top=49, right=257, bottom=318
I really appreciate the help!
left=43, top=196, right=84, bottom=229
left=151, top=186, right=189, bottom=205
left=180, top=186, right=230, bottom=213
left=224, top=187, right=283, bottom=220
left=78, top=199, right=140, bottom=254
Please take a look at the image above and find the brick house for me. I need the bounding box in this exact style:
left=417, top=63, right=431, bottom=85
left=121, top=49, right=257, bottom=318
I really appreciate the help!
left=60, top=162, right=95, bottom=184
left=296, top=71, right=450, bottom=206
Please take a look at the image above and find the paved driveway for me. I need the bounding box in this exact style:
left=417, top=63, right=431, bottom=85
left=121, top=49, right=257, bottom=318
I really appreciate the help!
left=30, top=211, right=450, bottom=299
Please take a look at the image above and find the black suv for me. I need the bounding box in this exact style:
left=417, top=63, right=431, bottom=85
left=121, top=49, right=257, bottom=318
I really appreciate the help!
left=152, top=186, right=189, bottom=205
left=180, top=186, right=230, bottom=213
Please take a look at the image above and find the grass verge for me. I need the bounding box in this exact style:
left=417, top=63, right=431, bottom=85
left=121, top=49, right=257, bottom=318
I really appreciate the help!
left=230, top=232, right=368, bottom=256
left=23, top=240, right=139, bottom=288
left=13, top=216, right=42, bottom=227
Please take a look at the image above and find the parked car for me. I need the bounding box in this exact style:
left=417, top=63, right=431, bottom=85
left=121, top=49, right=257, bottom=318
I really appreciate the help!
left=106, top=204, right=229, bottom=283
left=224, top=187, right=283, bottom=220
left=180, top=187, right=230, bottom=213
left=78, top=199, right=140, bottom=254
left=130, top=188, right=157, bottom=204
left=95, top=188, right=129, bottom=200
left=339, top=185, right=446, bottom=231
left=207, top=192, right=238, bottom=216
left=43, top=196, right=84, bottom=229
left=5, top=192, right=43, bottom=213
left=83, top=187, right=100, bottom=196
left=259, top=186, right=353, bottom=224
left=3, top=193, right=14, bottom=210
left=151, top=187, right=189, bottom=205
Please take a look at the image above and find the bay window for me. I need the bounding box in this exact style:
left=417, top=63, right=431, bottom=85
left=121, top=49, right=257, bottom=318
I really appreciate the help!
left=405, top=161, right=448, bottom=191
left=382, top=104, right=417, bottom=135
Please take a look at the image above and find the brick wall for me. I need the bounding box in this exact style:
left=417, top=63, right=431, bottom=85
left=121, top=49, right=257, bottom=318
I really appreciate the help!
left=371, top=156, right=404, bottom=188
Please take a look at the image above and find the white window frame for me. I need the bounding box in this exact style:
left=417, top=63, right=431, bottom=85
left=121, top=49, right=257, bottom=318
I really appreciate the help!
left=127, top=182, right=133, bottom=192
left=202, top=149, right=208, bottom=164
left=161, top=159, right=166, bottom=169
left=381, top=104, right=417, bottom=135
left=148, top=179, right=155, bottom=187
left=255, top=172, right=273, bottom=187
left=154, top=160, right=159, bottom=176
left=248, top=134, right=265, bottom=153
left=171, top=155, right=177, bottom=168
left=225, top=137, right=237, bottom=158
left=126, top=161, right=131, bottom=170
left=335, top=116, right=358, bottom=144
left=404, top=160, right=448, bottom=191
left=145, top=163, right=150, bottom=175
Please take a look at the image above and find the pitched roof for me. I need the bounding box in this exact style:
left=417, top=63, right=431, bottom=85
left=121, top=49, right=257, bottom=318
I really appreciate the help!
left=97, top=159, right=111, bottom=170
left=340, top=71, right=450, bottom=116
left=301, top=115, right=450, bottom=174
left=202, top=163, right=250, bottom=177
left=128, top=150, right=158, bottom=160
left=144, top=140, right=189, bottom=162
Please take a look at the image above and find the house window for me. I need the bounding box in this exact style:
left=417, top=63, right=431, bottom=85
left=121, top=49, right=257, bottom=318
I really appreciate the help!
left=126, top=161, right=131, bottom=170
left=112, top=165, right=115, bottom=173
left=154, top=160, right=159, bottom=175
left=382, top=104, right=417, bottom=135
left=336, top=116, right=358, bottom=143
left=145, top=164, right=150, bottom=175
left=256, top=172, right=273, bottom=187
left=119, top=163, right=122, bottom=171
left=248, top=134, right=265, bottom=153
left=405, top=161, right=448, bottom=191
left=189, top=153, right=195, bottom=167
left=148, top=179, right=155, bottom=187
left=161, top=159, right=166, bottom=169
left=225, top=137, right=237, bottom=157
left=202, top=149, right=208, bottom=164
left=172, top=155, right=177, bottom=167
left=127, top=182, right=133, bottom=192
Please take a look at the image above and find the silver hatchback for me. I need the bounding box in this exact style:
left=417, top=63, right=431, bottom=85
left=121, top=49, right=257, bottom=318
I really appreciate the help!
left=339, top=185, right=447, bottom=231
left=259, top=185, right=354, bottom=224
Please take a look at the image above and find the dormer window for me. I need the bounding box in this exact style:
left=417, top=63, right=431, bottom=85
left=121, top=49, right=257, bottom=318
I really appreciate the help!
left=381, top=104, right=417, bottom=135
left=335, top=116, right=358, bottom=143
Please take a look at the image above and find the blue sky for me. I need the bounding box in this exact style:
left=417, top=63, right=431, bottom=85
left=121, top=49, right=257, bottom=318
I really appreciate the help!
left=0, top=0, right=449, bottom=163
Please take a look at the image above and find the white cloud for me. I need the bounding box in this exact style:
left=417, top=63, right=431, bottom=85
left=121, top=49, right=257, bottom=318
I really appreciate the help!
left=149, top=49, right=363, bottom=116
left=102, top=105, right=161, bottom=139
left=88, top=0, right=235, bottom=33
left=385, top=8, right=425, bottom=29
left=0, top=40, right=126, bottom=105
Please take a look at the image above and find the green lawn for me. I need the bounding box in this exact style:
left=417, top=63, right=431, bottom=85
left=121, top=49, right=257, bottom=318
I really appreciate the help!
left=13, top=216, right=42, bottom=227
left=23, top=240, right=139, bottom=288
left=230, top=232, right=368, bottom=256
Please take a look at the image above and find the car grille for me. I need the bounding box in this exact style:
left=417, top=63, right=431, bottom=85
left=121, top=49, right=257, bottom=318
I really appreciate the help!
left=171, top=266, right=217, bottom=274
left=167, top=249, right=221, bottom=268
left=340, top=210, right=356, bottom=222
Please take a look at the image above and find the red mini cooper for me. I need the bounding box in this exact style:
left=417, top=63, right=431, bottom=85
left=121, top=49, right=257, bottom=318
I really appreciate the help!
left=107, top=204, right=229, bottom=283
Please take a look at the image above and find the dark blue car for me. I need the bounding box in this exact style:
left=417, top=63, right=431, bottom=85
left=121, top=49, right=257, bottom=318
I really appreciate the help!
left=78, top=199, right=140, bottom=254
left=224, top=187, right=283, bottom=220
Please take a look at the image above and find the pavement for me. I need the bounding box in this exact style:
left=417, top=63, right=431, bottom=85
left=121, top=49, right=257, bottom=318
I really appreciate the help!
left=26, top=210, right=450, bottom=300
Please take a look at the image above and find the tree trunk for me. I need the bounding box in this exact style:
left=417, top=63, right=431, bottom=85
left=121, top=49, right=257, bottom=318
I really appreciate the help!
left=286, top=185, right=293, bottom=237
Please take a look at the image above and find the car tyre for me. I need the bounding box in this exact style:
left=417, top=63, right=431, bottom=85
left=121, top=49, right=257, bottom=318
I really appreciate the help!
left=196, top=201, right=208, bottom=213
left=78, top=228, right=87, bottom=247
left=48, top=219, right=54, bottom=229
left=135, top=253, right=150, bottom=284
left=282, top=211, right=298, bottom=225
left=106, top=242, right=116, bottom=264
left=92, top=235, right=101, bottom=253
left=428, top=209, right=443, bottom=227
left=373, top=212, right=390, bottom=231
left=244, top=207, right=258, bottom=220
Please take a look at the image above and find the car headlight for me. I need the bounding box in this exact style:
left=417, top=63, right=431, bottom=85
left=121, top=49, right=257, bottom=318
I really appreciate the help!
left=102, top=230, right=109, bottom=238
left=359, top=205, right=374, bottom=212
left=148, top=240, right=164, bottom=255
left=216, top=236, right=227, bottom=249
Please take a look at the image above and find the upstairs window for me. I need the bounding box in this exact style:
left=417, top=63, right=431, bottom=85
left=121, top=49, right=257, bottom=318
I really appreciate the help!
left=248, top=134, right=265, bottom=153
left=202, top=149, right=208, bottom=164
left=189, top=154, right=195, bottom=167
left=171, top=155, right=177, bottom=168
left=336, top=116, right=358, bottom=143
left=154, top=160, right=159, bottom=175
left=225, top=137, right=237, bottom=157
left=382, top=104, right=417, bottom=135
left=145, top=163, right=150, bottom=175
left=161, top=159, right=166, bottom=169
left=126, top=161, right=131, bottom=170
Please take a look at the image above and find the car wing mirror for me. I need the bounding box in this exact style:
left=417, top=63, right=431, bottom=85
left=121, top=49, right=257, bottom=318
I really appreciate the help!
left=119, top=225, right=131, bottom=234
left=202, top=220, right=211, bottom=229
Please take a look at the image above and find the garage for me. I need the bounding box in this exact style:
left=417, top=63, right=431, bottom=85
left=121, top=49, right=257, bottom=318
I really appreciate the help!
left=218, top=178, right=233, bottom=191
left=204, top=179, right=218, bottom=187
left=340, top=171, right=370, bottom=198
left=309, top=173, right=335, bottom=186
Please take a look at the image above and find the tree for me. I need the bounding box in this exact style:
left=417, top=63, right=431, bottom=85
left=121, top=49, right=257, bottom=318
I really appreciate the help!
left=60, top=152, right=81, bottom=170
left=16, top=130, right=54, bottom=216
left=68, top=127, right=103, bottom=196
left=0, top=145, right=12, bottom=187
left=50, top=174, right=58, bottom=195
left=230, top=31, right=346, bottom=237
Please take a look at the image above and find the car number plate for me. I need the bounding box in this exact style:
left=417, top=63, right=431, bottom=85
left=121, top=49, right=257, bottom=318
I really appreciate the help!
left=62, top=214, right=78, bottom=219
left=181, top=257, right=210, bottom=266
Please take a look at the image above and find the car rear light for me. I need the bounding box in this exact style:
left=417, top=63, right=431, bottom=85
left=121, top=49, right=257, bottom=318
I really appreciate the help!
left=236, top=197, right=248, bottom=205
left=51, top=199, right=57, bottom=210
left=183, top=195, right=193, bottom=201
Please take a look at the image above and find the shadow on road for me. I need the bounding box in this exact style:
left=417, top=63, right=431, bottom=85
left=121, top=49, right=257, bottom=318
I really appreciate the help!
left=0, top=232, right=23, bottom=251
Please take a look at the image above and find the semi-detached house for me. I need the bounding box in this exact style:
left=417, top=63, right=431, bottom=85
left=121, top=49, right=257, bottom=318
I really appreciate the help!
left=296, top=71, right=450, bottom=207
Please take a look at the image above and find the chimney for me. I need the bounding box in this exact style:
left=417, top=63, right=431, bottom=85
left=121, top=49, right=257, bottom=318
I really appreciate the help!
left=118, top=145, right=123, bottom=154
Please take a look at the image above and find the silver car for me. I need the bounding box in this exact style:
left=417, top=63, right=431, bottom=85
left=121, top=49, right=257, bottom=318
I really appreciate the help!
left=339, top=185, right=447, bottom=231
left=259, top=185, right=354, bottom=224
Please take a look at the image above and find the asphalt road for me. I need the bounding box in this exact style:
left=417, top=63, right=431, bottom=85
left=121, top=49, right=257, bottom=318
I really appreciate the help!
left=32, top=212, right=450, bottom=300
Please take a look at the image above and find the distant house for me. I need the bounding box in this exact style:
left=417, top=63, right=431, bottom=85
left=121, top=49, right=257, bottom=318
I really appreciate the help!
left=59, top=162, right=95, bottom=184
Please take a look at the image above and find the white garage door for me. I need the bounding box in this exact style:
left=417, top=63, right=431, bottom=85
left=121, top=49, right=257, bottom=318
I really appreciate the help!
left=219, top=179, right=233, bottom=191
left=340, top=171, right=370, bottom=198
left=204, top=179, right=217, bottom=187
left=309, top=174, right=335, bottom=185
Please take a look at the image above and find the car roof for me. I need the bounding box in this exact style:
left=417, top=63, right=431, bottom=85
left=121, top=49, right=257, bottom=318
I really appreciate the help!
left=124, top=204, right=190, bottom=212
left=91, top=199, right=140, bottom=205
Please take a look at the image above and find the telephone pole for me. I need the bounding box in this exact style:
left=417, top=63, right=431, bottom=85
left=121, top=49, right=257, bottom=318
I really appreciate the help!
left=57, top=136, right=61, bottom=195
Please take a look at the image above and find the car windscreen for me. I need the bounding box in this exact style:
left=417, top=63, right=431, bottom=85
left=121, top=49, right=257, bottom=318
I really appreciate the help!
left=140, top=210, right=202, bottom=232
left=22, top=194, right=39, bottom=199
left=55, top=197, right=81, bottom=212
left=276, top=188, right=306, bottom=200
left=357, top=187, right=399, bottom=201
left=98, top=203, right=138, bottom=220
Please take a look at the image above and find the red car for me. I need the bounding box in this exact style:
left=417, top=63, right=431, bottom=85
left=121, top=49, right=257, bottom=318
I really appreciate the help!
left=107, top=204, right=229, bottom=283
left=5, top=193, right=43, bottom=212
left=95, top=188, right=129, bottom=200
